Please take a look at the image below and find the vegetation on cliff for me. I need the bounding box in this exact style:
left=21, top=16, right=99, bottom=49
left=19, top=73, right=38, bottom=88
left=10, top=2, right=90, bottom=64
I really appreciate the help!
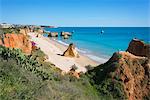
left=86, top=53, right=127, bottom=99
left=0, top=29, right=149, bottom=100
left=0, top=46, right=100, bottom=100
left=86, top=52, right=150, bottom=100
left=0, top=28, right=20, bottom=34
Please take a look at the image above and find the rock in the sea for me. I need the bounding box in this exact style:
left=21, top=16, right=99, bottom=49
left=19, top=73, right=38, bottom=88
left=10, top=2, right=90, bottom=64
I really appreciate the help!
left=0, top=33, right=32, bottom=55
left=63, top=34, right=69, bottom=39
left=63, top=43, right=79, bottom=58
left=48, top=32, right=58, bottom=37
left=61, top=32, right=72, bottom=36
left=127, top=38, right=150, bottom=58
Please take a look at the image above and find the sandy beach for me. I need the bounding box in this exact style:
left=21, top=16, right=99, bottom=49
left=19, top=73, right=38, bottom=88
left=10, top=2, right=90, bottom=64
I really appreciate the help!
left=28, top=32, right=99, bottom=72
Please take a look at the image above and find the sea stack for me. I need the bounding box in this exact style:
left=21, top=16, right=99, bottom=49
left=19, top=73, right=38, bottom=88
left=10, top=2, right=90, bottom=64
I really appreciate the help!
left=63, top=43, right=79, bottom=58
left=61, top=32, right=72, bottom=36
left=63, top=34, right=69, bottom=39
left=48, top=32, right=58, bottom=37
left=61, top=31, right=72, bottom=39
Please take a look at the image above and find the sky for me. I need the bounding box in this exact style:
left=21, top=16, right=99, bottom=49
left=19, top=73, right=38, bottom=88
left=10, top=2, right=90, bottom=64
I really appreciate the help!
left=0, top=0, right=149, bottom=27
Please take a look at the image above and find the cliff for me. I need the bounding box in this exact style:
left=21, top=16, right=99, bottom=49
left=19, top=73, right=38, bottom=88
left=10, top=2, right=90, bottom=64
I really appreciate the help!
left=88, top=51, right=150, bottom=99
left=0, top=33, right=32, bottom=55
left=127, top=38, right=150, bottom=58
left=87, top=39, right=150, bottom=99
left=110, top=52, right=150, bottom=100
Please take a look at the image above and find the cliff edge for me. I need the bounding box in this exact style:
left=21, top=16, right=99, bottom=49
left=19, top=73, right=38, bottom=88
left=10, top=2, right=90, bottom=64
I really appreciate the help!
left=87, top=39, right=150, bottom=99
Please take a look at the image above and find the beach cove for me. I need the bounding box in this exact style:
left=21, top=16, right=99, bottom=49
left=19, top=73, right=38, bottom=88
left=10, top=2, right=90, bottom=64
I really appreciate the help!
left=45, top=27, right=150, bottom=61
left=28, top=32, right=99, bottom=72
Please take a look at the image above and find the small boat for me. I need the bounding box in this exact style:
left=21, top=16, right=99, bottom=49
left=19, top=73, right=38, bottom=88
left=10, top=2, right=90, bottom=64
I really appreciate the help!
left=101, top=29, right=104, bottom=34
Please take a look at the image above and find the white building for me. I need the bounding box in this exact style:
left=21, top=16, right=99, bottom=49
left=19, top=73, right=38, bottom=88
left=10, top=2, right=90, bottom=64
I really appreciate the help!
left=0, top=23, right=14, bottom=28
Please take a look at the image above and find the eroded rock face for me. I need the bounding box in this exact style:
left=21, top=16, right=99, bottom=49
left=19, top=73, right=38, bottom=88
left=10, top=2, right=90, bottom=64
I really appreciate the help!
left=127, top=38, right=150, bottom=58
left=63, top=43, right=79, bottom=58
left=0, top=34, right=32, bottom=55
left=109, top=52, right=150, bottom=100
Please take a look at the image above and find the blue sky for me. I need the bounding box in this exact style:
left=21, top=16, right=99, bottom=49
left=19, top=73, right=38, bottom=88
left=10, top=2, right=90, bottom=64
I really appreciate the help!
left=0, top=0, right=149, bottom=27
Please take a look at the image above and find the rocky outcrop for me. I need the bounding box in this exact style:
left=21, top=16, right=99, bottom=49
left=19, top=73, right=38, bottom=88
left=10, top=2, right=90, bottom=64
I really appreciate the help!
left=127, top=38, right=150, bottom=58
left=61, top=32, right=72, bottom=39
left=63, top=43, right=79, bottom=58
left=0, top=34, right=32, bottom=55
left=63, top=34, right=69, bottom=39
left=88, top=51, right=150, bottom=100
left=37, top=29, right=44, bottom=34
left=110, top=52, right=150, bottom=100
left=19, top=28, right=31, bottom=35
left=36, top=33, right=42, bottom=38
left=61, top=32, right=72, bottom=36
left=48, top=32, right=58, bottom=37
left=87, top=38, right=150, bottom=99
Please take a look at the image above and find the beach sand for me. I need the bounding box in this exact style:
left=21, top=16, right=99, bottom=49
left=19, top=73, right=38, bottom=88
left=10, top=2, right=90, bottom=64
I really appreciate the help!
left=28, top=32, right=100, bottom=73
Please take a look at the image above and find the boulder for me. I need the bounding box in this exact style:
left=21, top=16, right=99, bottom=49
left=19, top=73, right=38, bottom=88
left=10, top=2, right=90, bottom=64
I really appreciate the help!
left=61, top=32, right=72, bottom=36
left=63, top=34, right=69, bottom=39
left=63, top=43, right=79, bottom=58
left=48, top=32, right=58, bottom=37
left=38, top=29, right=44, bottom=34
left=127, top=38, right=150, bottom=58
left=36, top=33, right=42, bottom=38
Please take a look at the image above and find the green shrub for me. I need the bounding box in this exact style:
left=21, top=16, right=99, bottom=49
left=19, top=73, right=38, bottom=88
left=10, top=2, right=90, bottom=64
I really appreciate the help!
left=0, top=46, right=101, bottom=100
left=86, top=60, right=127, bottom=99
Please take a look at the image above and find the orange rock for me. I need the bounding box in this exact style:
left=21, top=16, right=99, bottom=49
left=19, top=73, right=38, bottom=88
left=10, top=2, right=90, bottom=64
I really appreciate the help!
left=127, top=38, right=150, bottom=58
left=63, top=43, right=79, bottom=58
left=106, top=51, right=149, bottom=100
left=0, top=33, right=32, bottom=55
left=69, top=70, right=80, bottom=78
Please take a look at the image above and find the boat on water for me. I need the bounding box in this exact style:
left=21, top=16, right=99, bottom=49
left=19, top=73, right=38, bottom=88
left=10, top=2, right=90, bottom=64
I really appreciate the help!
left=101, top=29, right=104, bottom=34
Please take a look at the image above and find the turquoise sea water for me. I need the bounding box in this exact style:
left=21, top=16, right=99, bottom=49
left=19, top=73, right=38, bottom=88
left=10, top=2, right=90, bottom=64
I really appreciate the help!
left=45, top=27, right=150, bottom=62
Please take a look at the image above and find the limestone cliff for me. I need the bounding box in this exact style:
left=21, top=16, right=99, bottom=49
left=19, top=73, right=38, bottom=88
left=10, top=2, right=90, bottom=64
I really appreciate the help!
left=0, top=34, right=32, bottom=55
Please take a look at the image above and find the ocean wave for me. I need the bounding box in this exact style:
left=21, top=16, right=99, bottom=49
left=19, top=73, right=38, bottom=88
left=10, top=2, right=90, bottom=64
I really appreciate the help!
left=56, top=40, right=88, bottom=53
left=76, top=48, right=87, bottom=54
left=57, top=40, right=69, bottom=46
left=86, top=54, right=108, bottom=63
left=55, top=40, right=109, bottom=63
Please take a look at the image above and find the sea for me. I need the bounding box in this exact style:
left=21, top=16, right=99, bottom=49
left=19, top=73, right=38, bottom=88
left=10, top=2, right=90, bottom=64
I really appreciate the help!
left=44, top=27, right=150, bottom=63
